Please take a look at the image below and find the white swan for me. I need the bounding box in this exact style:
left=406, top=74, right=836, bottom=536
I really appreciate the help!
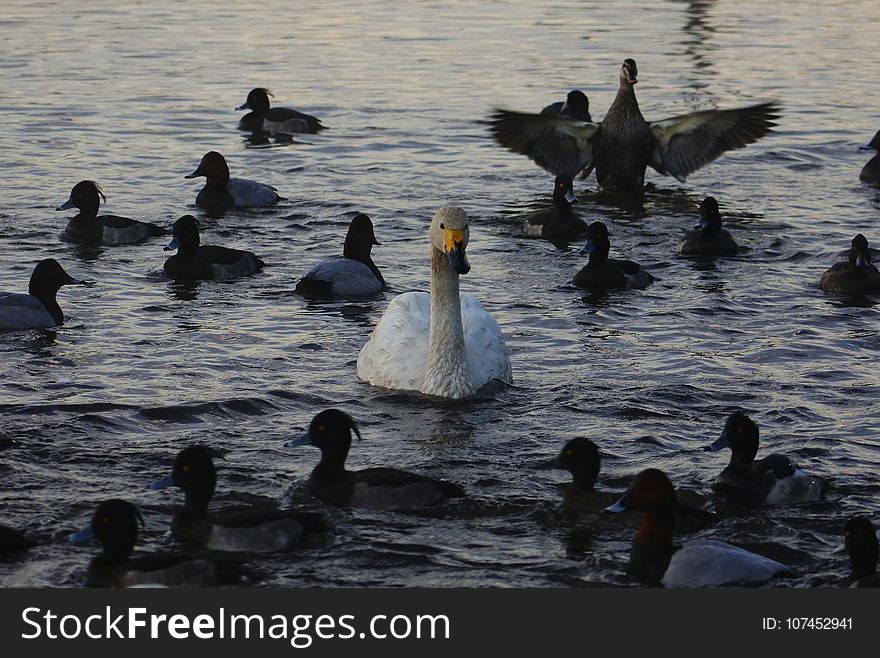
left=357, top=206, right=512, bottom=399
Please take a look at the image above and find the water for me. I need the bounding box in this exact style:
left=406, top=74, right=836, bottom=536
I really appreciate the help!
left=1, top=0, right=879, bottom=587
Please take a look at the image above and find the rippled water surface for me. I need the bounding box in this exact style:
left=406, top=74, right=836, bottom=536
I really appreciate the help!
left=1, top=0, right=879, bottom=587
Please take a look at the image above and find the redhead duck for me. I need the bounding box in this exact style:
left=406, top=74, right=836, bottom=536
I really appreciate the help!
left=678, top=196, right=739, bottom=257
left=163, top=215, right=264, bottom=281
left=185, top=151, right=280, bottom=209
left=69, top=499, right=250, bottom=587
left=845, top=516, right=880, bottom=588
left=295, top=214, right=385, bottom=298
left=522, top=174, right=586, bottom=240
left=605, top=468, right=791, bottom=587
left=284, top=409, right=465, bottom=509
left=491, top=58, right=779, bottom=195
left=859, top=130, right=880, bottom=184
left=704, top=411, right=823, bottom=505
left=57, top=181, right=168, bottom=244
left=150, top=446, right=329, bottom=552
left=541, top=90, right=591, bottom=122
left=237, top=88, right=326, bottom=134
left=820, top=234, right=880, bottom=294
left=0, top=259, right=86, bottom=330
left=573, top=221, right=653, bottom=290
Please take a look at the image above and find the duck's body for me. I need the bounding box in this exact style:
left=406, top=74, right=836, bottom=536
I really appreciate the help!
left=820, top=234, right=880, bottom=294
left=357, top=207, right=511, bottom=399
left=186, top=151, right=280, bottom=209
left=150, top=447, right=329, bottom=553
left=296, top=214, right=385, bottom=298
left=859, top=130, right=880, bottom=185
left=540, top=90, right=591, bottom=122
left=0, top=524, right=35, bottom=555
left=70, top=499, right=247, bottom=588
left=237, top=88, right=325, bottom=134
left=704, top=412, right=823, bottom=505
left=678, top=197, right=739, bottom=257
left=163, top=215, right=264, bottom=281
left=605, top=469, right=790, bottom=587
left=845, top=516, right=880, bottom=588
left=57, top=181, right=168, bottom=244
left=286, top=409, right=465, bottom=510
left=0, top=259, right=85, bottom=330
left=573, top=221, right=653, bottom=290
left=522, top=174, right=586, bottom=240
left=490, top=59, right=779, bottom=195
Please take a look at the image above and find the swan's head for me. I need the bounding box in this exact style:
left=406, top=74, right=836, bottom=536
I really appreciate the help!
left=430, top=206, right=471, bottom=274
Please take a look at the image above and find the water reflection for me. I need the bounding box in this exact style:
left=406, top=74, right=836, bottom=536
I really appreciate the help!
left=167, top=279, right=201, bottom=301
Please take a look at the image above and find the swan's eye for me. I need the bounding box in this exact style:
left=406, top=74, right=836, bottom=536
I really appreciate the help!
left=440, top=223, right=445, bottom=230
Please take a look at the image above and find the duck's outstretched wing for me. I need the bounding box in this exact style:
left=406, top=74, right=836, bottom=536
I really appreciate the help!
left=648, top=102, right=780, bottom=181
left=488, top=110, right=599, bottom=177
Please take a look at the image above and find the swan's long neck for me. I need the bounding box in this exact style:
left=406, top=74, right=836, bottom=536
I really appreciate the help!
left=422, top=247, right=474, bottom=398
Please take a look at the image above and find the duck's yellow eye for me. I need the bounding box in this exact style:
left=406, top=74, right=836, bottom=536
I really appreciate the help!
left=182, top=464, right=190, bottom=472
left=737, top=426, right=743, bottom=433
left=564, top=449, right=574, bottom=456
left=318, top=425, right=326, bottom=432
left=102, top=516, right=110, bottom=524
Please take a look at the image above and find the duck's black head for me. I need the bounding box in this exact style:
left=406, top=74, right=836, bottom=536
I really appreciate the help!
left=57, top=180, right=105, bottom=216
left=165, top=215, right=201, bottom=253
left=621, top=58, right=638, bottom=85
left=151, top=446, right=217, bottom=508
left=29, top=259, right=84, bottom=297
left=605, top=468, right=676, bottom=515
left=563, top=90, right=590, bottom=121
left=343, top=213, right=380, bottom=263
left=294, top=409, right=362, bottom=472
left=237, top=88, right=273, bottom=114
left=88, top=499, right=143, bottom=561
left=849, top=233, right=872, bottom=268
left=553, top=174, right=578, bottom=208
left=846, top=516, right=879, bottom=577
left=698, top=197, right=723, bottom=232
left=580, top=221, right=611, bottom=263
left=557, top=437, right=600, bottom=489
left=705, top=411, right=760, bottom=465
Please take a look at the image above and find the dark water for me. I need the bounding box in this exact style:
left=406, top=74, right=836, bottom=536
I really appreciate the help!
left=1, top=0, right=879, bottom=587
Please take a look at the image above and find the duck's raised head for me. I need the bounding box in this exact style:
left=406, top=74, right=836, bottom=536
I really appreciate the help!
left=186, top=151, right=230, bottom=185
left=165, top=215, right=201, bottom=252
left=236, top=88, right=273, bottom=113
left=846, top=516, right=879, bottom=577
left=850, top=233, right=872, bottom=268
left=698, top=196, right=722, bottom=231
left=563, top=90, right=590, bottom=118
left=343, top=213, right=380, bottom=260
left=605, top=468, right=676, bottom=514
left=57, top=180, right=105, bottom=213
left=620, top=58, right=638, bottom=86
left=430, top=206, right=471, bottom=274
left=705, top=411, right=760, bottom=464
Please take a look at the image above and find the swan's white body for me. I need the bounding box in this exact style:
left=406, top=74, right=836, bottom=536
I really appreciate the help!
left=357, top=207, right=511, bottom=399
left=661, top=539, right=789, bottom=588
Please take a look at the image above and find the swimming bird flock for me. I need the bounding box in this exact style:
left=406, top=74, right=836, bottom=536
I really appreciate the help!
left=2, top=58, right=879, bottom=588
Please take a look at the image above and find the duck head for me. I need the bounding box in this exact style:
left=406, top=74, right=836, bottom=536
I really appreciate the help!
left=285, top=409, right=362, bottom=472
left=236, top=87, right=273, bottom=113
left=860, top=129, right=880, bottom=152
left=620, top=58, right=639, bottom=86
left=605, top=468, right=677, bottom=515
left=430, top=206, right=471, bottom=274
left=845, top=516, right=879, bottom=578
left=343, top=213, right=380, bottom=262
left=57, top=180, right=105, bottom=216
left=186, top=151, right=230, bottom=185
left=553, top=174, right=578, bottom=207
left=164, top=215, right=201, bottom=252
left=29, top=259, right=85, bottom=296
left=150, top=445, right=217, bottom=509
left=69, top=499, right=144, bottom=561
left=697, top=197, right=723, bottom=231
left=579, top=221, right=611, bottom=262
left=562, top=90, right=590, bottom=121
left=557, top=437, right=600, bottom=490
left=849, top=234, right=872, bottom=269
left=704, top=411, right=760, bottom=466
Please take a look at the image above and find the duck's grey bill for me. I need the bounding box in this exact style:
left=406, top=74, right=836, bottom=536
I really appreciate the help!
left=164, top=237, right=180, bottom=252
left=284, top=435, right=311, bottom=448
left=235, top=102, right=250, bottom=111
left=57, top=198, right=75, bottom=211
left=704, top=431, right=730, bottom=452
left=580, top=241, right=595, bottom=256
left=68, top=526, right=95, bottom=543
left=565, top=189, right=578, bottom=204
left=149, top=474, right=175, bottom=490
left=604, top=499, right=629, bottom=514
